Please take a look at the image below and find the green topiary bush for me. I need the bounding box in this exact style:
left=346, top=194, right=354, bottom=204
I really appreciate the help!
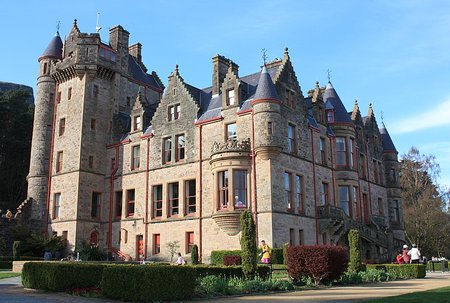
left=366, top=264, right=426, bottom=279
left=101, top=264, right=197, bottom=302
left=240, top=210, right=257, bottom=278
left=348, top=229, right=363, bottom=272
left=210, top=250, right=242, bottom=265
left=191, top=244, right=199, bottom=264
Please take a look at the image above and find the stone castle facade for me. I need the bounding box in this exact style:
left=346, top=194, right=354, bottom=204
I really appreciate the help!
left=26, top=21, right=405, bottom=262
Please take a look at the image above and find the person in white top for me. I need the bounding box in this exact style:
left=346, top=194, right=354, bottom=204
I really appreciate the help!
left=176, top=252, right=186, bottom=265
left=408, top=244, right=421, bottom=263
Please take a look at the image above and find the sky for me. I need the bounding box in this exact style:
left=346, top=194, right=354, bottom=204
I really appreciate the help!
left=0, top=0, right=449, bottom=190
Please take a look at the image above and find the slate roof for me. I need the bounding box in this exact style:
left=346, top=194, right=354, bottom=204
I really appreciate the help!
left=304, top=97, right=319, bottom=129
left=253, top=66, right=279, bottom=101
left=379, top=122, right=397, bottom=152
left=128, top=56, right=163, bottom=91
left=323, top=82, right=353, bottom=124
left=40, top=33, right=63, bottom=61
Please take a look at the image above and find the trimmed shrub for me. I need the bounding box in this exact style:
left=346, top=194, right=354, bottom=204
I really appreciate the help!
left=190, top=264, right=270, bottom=280
left=240, top=210, right=257, bottom=278
left=210, top=250, right=242, bottom=265
left=13, top=241, right=22, bottom=261
left=271, top=248, right=284, bottom=264
left=101, top=264, right=196, bottom=302
left=348, top=229, right=363, bottom=272
left=223, top=255, right=242, bottom=266
left=287, top=245, right=348, bottom=285
left=0, top=260, right=12, bottom=270
left=191, top=244, right=199, bottom=265
left=366, top=264, right=426, bottom=279
left=22, top=262, right=106, bottom=291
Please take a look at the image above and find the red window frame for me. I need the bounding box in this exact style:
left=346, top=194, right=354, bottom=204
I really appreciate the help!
left=126, top=189, right=135, bottom=217
left=218, top=171, right=229, bottom=209
left=336, top=137, right=347, bottom=166
left=186, top=232, right=194, bottom=254
left=152, top=185, right=163, bottom=218
left=233, top=170, right=247, bottom=208
left=321, top=182, right=329, bottom=206
left=295, top=175, right=304, bottom=213
left=133, top=115, right=141, bottom=131
left=53, top=193, right=61, bottom=219
left=59, top=118, right=65, bottom=136
left=226, top=123, right=237, bottom=141
left=153, top=234, right=160, bottom=254
left=56, top=151, right=63, bottom=173
left=163, top=137, right=172, bottom=164
left=132, top=145, right=140, bottom=170
left=175, top=134, right=185, bottom=162
left=339, top=186, right=350, bottom=216
left=226, top=89, right=235, bottom=106
left=168, top=182, right=179, bottom=216
left=185, top=180, right=196, bottom=215
left=284, top=172, right=293, bottom=210
left=349, top=138, right=355, bottom=169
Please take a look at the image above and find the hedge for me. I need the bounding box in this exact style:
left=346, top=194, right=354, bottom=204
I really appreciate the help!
left=101, top=265, right=196, bottom=302
left=0, top=256, right=44, bottom=270
left=366, top=264, right=426, bottom=278
left=426, top=261, right=449, bottom=272
left=0, top=261, right=12, bottom=270
left=287, top=245, right=348, bottom=285
left=211, top=248, right=284, bottom=265
left=190, top=264, right=270, bottom=280
left=22, top=262, right=106, bottom=291
left=223, top=255, right=242, bottom=266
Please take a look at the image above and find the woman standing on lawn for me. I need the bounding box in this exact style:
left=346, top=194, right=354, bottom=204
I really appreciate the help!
left=260, top=240, right=271, bottom=264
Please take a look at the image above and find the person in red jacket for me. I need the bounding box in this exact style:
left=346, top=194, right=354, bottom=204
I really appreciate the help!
left=402, top=244, right=411, bottom=264
left=396, top=251, right=404, bottom=264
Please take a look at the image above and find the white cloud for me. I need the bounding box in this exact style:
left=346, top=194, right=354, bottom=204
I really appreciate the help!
left=390, top=99, right=450, bottom=134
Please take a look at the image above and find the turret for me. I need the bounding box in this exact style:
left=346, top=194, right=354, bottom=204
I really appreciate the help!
left=27, top=30, right=63, bottom=225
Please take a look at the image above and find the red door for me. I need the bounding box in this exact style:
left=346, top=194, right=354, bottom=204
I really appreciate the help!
left=136, top=235, right=144, bottom=260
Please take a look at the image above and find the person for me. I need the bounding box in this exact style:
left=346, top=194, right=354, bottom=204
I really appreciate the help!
left=395, top=250, right=404, bottom=264
left=402, top=244, right=410, bottom=264
left=5, top=209, right=12, bottom=221
left=260, top=240, right=271, bottom=264
left=176, top=252, right=186, bottom=265
left=408, top=244, right=421, bottom=264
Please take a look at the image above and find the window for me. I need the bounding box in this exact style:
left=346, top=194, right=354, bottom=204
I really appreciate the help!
left=319, top=137, right=326, bottom=165
left=353, top=187, right=358, bottom=220
left=53, top=193, right=61, bottom=219
left=163, top=137, right=172, bottom=164
left=233, top=170, right=247, bottom=208
left=326, top=110, right=334, bottom=122
left=134, top=116, right=141, bottom=131
left=378, top=198, right=383, bottom=216
left=152, top=185, right=163, bottom=218
left=59, top=118, right=65, bottom=136
left=93, top=85, right=99, bottom=98
left=360, top=153, right=366, bottom=179
left=126, top=189, right=135, bottom=217
left=349, top=138, right=355, bottom=169
left=111, top=158, right=116, bottom=171
left=115, top=191, right=123, bottom=218
left=153, top=234, right=160, bottom=254
left=68, top=87, right=72, bottom=100
left=57, top=91, right=61, bottom=104
left=321, top=182, right=329, bottom=206
left=299, top=229, right=304, bottom=245
left=91, top=119, right=96, bottom=130
left=168, top=182, right=179, bottom=216
left=390, top=200, right=400, bottom=223
left=132, top=145, right=140, bottom=170
left=43, top=62, right=48, bottom=74
left=88, top=155, right=94, bottom=168
left=185, top=180, right=196, bottom=214
left=295, top=175, right=304, bottom=212
left=99, top=45, right=116, bottom=61
left=390, top=168, right=397, bottom=182
left=168, top=104, right=180, bottom=121
left=289, top=228, right=295, bottom=245
left=287, top=123, right=296, bottom=154
left=91, top=192, right=101, bottom=218
left=176, top=134, right=185, bottom=162
left=336, top=137, right=346, bottom=166
left=186, top=232, right=194, bottom=253
left=339, top=186, right=350, bottom=216
left=267, top=121, right=273, bottom=135
left=284, top=172, right=292, bottom=210
left=373, top=160, right=378, bottom=183
left=226, top=123, right=237, bottom=141
left=378, top=162, right=383, bottom=185
left=227, top=89, right=235, bottom=106
left=56, top=151, right=63, bottom=173
left=218, top=171, right=229, bottom=209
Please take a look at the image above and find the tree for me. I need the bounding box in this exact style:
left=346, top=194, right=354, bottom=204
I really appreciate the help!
left=240, top=210, right=257, bottom=278
left=0, top=89, right=33, bottom=211
left=191, top=244, right=199, bottom=264
left=166, top=240, right=180, bottom=262
left=400, top=147, right=450, bottom=257
left=348, top=229, right=362, bottom=272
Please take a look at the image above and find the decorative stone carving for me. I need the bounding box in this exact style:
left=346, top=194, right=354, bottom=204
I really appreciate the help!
left=212, top=210, right=244, bottom=236
left=211, top=138, right=251, bottom=155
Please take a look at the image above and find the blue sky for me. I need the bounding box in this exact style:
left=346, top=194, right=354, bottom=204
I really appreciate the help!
left=1, top=0, right=449, bottom=190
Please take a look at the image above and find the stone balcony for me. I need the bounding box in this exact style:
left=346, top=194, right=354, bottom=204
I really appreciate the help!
left=210, top=138, right=251, bottom=166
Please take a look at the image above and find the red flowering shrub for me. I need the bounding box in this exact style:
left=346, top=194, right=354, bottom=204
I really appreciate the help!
left=223, top=255, right=242, bottom=266
left=287, top=245, right=348, bottom=285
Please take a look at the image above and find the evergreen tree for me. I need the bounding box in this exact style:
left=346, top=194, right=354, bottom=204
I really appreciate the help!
left=348, top=229, right=362, bottom=272
left=191, top=244, right=199, bottom=264
left=240, top=210, right=257, bottom=278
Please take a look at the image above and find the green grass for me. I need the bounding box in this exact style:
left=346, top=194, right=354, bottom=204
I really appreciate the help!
left=0, top=272, right=21, bottom=279
left=363, top=286, right=450, bottom=303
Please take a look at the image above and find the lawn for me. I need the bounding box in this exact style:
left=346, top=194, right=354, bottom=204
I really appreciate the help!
left=363, top=286, right=450, bottom=303
left=0, top=272, right=21, bottom=279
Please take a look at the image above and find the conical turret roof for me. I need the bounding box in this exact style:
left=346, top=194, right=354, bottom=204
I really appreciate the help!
left=380, top=122, right=397, bottom=153
left=39, top=32, right=63, bottom=61
left=253, top=66, right=279, bottom=101
left=323, top=82, right=353, bottom=124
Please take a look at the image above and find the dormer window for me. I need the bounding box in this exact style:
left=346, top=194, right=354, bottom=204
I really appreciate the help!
left=226, top=89, right=235, bottom=106
left=168, top=104, right=180, bottom=121
left=326, top=110, right=334, bottom=122
left=226, top=123, right=237, bottom=141
left=99, top=45, right=116, bottom=62
left=134, top=115, right=141, bottom=131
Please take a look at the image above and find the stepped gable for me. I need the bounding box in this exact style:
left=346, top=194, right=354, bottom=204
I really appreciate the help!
left=380, top=122, right=397, bottom=153
left=323, top=82, right=353, bottom=124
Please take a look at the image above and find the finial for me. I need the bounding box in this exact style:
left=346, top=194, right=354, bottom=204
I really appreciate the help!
left=284, top=47, right=289, bottom=54
left=74, top=19, right=78, bottom=26
left=261, top=48, right=268, bottom=66
left=315, top=81, right=319, bottom=89
left=175, top=64, right=179, bottom=74
left=327, top=69, right=332, bottom=82
left=56, top=21, right=61, bottom=35
left=96, top=13, right=102, bottom=33
left=354, top=100, right=358, bottom=105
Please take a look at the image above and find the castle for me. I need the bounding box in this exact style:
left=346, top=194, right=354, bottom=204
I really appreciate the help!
left=26, top=20, right=405, bottom=262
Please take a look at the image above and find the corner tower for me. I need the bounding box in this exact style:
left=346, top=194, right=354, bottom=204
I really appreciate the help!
left=27, top=30, right=63, bottom=226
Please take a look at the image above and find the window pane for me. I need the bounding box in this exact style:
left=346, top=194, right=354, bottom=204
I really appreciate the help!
left=227, top=123, right=237, bottom=140
left=185, top=180, right=196, bottom=214
left=233, top=170, right=247, bottom=208
left=284, top=172, right=292, bottom=209
left=339, top=186, right=349, bottom=216
left=336, top=137, right=346, bottom=165
left=218, top=171, right=229, bottom=208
